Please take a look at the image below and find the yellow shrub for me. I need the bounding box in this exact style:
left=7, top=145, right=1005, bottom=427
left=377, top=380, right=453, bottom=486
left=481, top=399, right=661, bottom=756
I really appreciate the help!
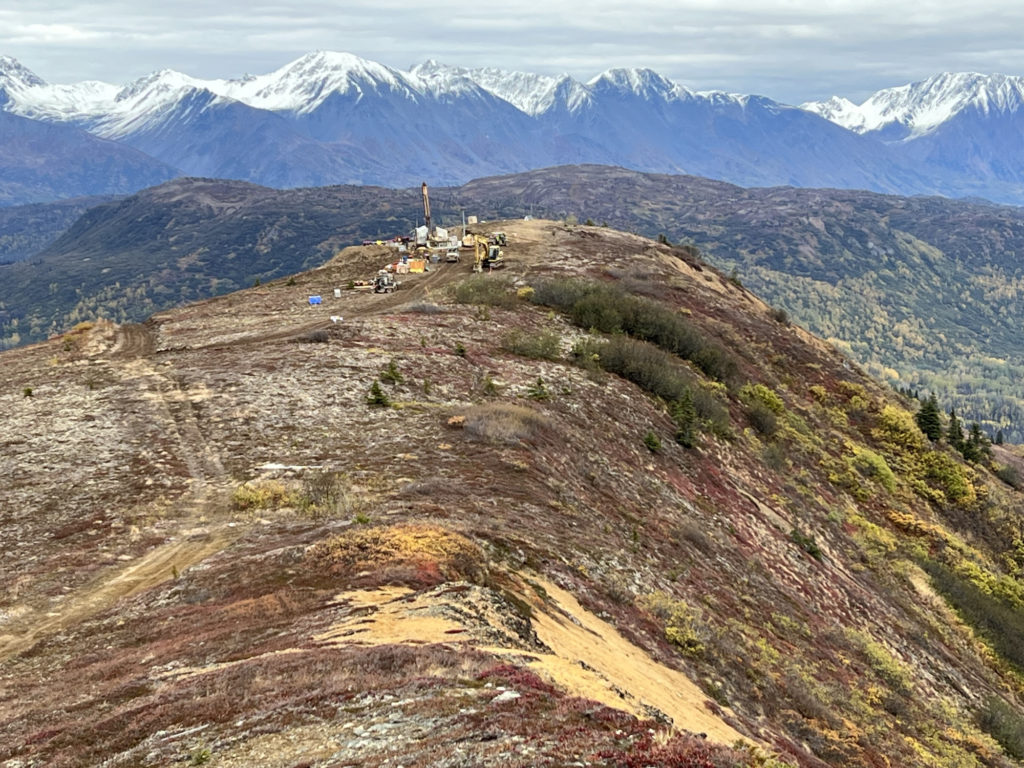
left=306, top=523, right=488, bottom=588
left=922, top=452, right=976, bottom=506
left=740, top=383, right=786, bottom=414
left=873, top=405, right=926, bottom=451
left=232, top=480, right=293, bottom=510
left=639, top=591, right=706, bottom=656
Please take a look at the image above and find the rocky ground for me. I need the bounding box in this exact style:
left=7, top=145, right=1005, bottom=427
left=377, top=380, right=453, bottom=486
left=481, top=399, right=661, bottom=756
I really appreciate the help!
left=2, top=220, right=1024, bottom=766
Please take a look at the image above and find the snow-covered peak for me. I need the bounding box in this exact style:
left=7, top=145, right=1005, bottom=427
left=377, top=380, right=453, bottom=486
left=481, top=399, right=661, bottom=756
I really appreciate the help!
left=800, top=95, right=865, bottom=129
left=0, top=55, right=45, bottom=89
left=404, top=60, right=485, bottom=99
left=410, top=60, right=577, bottom=115
left=215, top=50, right=411, bottom=112
left=8, top=80, right=119, bottom=123
left=116, top=69, right=206, bottom=102
left=588, top=67, right=681, bottom=100
left=804, top=72, right=1024, bottom=138
left=408, top=59, right=448, bottom=79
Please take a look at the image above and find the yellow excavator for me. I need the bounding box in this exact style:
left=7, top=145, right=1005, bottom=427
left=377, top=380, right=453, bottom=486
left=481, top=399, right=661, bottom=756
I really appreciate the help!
left=473, top=234, right=505, bottom=272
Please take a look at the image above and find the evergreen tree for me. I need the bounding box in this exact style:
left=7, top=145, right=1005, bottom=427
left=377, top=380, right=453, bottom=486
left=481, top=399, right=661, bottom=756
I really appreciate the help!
left=672, top=392, right=698, bottom=448
left=916, top=393, right=943, bottom=441
left=962, top=422, right=990, bottom=462
left=996, top=429, right=1005, bottom=445
left=947, top=408, right=964, bottom=449
left=366, top=379, right=391, bottom=407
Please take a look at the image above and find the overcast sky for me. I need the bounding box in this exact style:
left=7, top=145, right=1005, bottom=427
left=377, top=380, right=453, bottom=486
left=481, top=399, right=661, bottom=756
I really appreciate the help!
left=2, top=1, right=1024, bottom=104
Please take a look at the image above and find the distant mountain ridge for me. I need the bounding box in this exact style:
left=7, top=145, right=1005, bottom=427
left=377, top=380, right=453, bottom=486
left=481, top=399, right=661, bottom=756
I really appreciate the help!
left=1, top=53, right=1024, bottom=205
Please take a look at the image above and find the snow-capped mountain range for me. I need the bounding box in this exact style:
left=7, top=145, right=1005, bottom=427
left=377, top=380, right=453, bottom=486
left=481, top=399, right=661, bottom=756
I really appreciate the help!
left=1, top=51, right=1023, bottom=206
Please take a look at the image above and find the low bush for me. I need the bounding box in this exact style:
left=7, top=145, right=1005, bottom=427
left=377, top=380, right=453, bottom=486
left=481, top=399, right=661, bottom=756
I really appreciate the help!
left=790, top=528, right=822, bottom=560
left=995, top=464, right=1023, bottom=490
left=851, top=446, right=896, bottom=493
left=640, top=591, right=708, bottom=656
left=740, top=383, right=785, bottom=414
left=300, top=471, right=362, bottom=519
left=526, top=377, right=551, bottom=401
left=873, top=405, right=926, bottom=450
left=643, top=431, right=662, bottom=453
left=501, top=328, right=562, bottom=360
left=232, top=481, right=293, bottom=511
left=579, top=335, right=691, bottom=403
left=692, top=387, right=732, bottom=438
left=461, top=403, right=550, bottom=444
left=843, top=628, right=913, bottom=695
left=306, top=523, right=488, bottom=589
left=747, top=402, right=779, bottom=438
left=402, top=301, right=445, bottom=314
left=921, top=451, right=975, bottom=505
left=763, top=442, right=788, bottom=470
left=454, top=276, right=517, bottom=307
left=923, top=559, right=1024, bottom=672
left=296, top=329, right=329, bottom=343
left=572, top=335, right=732, bottom=445
left=979, top=695, right=1024, bottom=760
left=530, top=278, right=738, bottom=383
left=379, top=358, right=403, bottom=384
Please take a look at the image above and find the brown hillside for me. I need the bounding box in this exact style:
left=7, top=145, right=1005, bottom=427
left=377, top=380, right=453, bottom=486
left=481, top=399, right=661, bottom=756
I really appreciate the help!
left=3, top=220, right=1024, bottom=767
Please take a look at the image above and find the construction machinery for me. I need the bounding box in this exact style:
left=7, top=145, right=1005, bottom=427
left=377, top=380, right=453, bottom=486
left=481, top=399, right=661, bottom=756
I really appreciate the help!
left=372, top=270, right=398, bottom=293
left=473, top=234, right=505, bottom=272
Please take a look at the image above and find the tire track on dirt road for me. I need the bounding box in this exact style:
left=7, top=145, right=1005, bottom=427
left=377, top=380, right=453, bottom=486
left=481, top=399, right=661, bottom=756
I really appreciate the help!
left=0, top=529, right=234, bottom=662
left=114, top=323, right=227, bottom=489
left=0, top=324, right=240, bottom=662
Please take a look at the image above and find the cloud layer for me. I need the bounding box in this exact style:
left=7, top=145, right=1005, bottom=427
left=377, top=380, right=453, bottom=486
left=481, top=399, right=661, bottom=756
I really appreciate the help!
left=2, top=1, right=1024, bottom=103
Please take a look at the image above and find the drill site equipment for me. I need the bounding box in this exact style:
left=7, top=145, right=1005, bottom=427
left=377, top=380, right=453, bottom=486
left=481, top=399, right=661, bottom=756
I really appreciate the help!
left=421, top=181, right=432, bottom=232
left=372, top=270, right=398, bottom=293
left=417, top=182, right=461, bottom=258
left=472, top=234, right=505, bottom=272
